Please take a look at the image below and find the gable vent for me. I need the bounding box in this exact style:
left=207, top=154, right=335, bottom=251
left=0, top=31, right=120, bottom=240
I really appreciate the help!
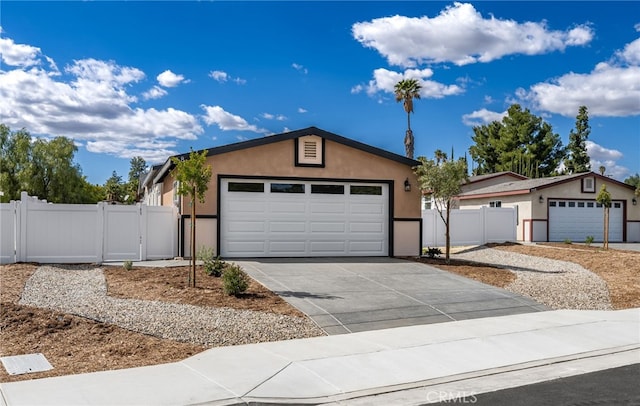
left=304, top=141, right=317, bottom=159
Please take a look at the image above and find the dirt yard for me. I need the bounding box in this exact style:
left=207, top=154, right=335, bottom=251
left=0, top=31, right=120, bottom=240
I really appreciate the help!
left=1, top=244, right=638, bottom=382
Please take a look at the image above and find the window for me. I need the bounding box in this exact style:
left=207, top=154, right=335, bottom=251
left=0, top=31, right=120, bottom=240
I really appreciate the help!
left=489, top=200, right=502, bottom=208
left=587, top=202, right=594, bottom=208
left=559, top=201, right=566, bottom=207
left=550, top=201, right=557, bottom=207
left=228, top=182, right=264, bottom=192
left=614, top=202, right=621, bottom=208
left=596, top=202, right=603, bottom=208
left=577, top=202, right=585, bottom=208
left=311, top=184, right=344, bottom=194
left=582, top=177, right=595, bottom=193
left=296, top=135, right=324, bottom=166
left=271, top=183, right=304, bottom=193
left=568, top=201, right=576, bottom=207
left=350, top=185, right=382, bottom=195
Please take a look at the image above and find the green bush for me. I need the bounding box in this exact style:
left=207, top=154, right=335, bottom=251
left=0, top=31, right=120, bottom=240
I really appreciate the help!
left=585, top=235, right=595, bottom=246
left=422, top=247, right=442, bottom=258
left=197, top=246, right=224, bottom=277
left=222, top=263, right=249, bottom=296
left=123, top=260, right=133, bottom=271
left=563, top=238, right=572, bottom=244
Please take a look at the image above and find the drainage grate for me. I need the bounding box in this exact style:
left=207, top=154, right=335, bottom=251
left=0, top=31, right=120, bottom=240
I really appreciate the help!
left=1, top=353, right=53, bottom=375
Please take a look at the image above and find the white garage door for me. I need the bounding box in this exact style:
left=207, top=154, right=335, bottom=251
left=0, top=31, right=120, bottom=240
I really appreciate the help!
left=549, top=200, right=623, bottom=242
left=220, top=179, right=388, bottom=257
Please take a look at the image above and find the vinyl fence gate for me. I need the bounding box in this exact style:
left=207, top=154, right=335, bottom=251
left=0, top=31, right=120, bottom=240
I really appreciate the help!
left=1, top=192, right=178, bottom=264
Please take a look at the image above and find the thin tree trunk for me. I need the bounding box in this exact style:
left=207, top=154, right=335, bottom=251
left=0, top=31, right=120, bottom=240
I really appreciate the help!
left=603, top=207, right=609, bottom=250
left=445, top=204, right=451, bottom=263
left=191, top=198, right=196, bottom=287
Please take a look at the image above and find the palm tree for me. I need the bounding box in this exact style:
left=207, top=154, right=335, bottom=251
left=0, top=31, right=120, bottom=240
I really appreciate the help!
left=394, top=78, right=422, bottom=159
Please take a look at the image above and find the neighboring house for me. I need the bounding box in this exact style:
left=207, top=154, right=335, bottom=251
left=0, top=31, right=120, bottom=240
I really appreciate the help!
left=141, top=127, right=422, bottom=258
left=457, top=171, right=640, bottom=243
left=422, top=171, right=528, bottom=209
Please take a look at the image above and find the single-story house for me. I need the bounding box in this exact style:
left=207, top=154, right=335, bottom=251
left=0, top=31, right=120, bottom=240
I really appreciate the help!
left=141, top=127, right=422, bottom=258
left=457, top=171, right=640, bottom=242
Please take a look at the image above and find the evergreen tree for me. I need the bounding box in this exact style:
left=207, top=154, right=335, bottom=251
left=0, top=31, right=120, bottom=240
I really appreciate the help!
left=469, top=104, right=565, bottom=177
left=564, top=105, right=591, bottom=173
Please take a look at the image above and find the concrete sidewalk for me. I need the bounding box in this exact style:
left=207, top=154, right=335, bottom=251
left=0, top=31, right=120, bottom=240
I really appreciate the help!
left=1, top=309, right=638, bottom=405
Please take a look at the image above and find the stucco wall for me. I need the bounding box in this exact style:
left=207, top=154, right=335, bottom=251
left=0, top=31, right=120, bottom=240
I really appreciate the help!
left=162, top=138, right=421, bottom=219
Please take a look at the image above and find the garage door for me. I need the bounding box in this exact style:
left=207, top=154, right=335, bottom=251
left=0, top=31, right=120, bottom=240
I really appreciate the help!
left=549, top=200, right=623, bottom=242
left=220, top=179, right=389, bottom=257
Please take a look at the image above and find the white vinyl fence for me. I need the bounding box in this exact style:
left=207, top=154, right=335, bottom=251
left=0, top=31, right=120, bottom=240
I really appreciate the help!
left=422, top=207, right=517, bottom=247
left=0, top=192, right=178, bottom=264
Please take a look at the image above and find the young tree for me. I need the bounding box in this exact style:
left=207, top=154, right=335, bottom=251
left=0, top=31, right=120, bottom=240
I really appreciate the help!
left=415, top=153, right=468, bottom=262
left=564, top=105, right=591, bottom=174
left=127, top=156, right=147, bottom=202
left=624, top=173, right=640, bottom=189
left=469, top=104, right=565, bottom=177
left=104, top=171, right=125, bottom=202
left=171, top=148, right=212, bottom=288
left=596, top=184, right=611, bottom=250
left=394, top=78, right=422, bottom=159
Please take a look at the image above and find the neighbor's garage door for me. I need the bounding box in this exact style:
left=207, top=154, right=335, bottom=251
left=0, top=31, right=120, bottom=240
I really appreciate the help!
left=549, top=200, right=623, bottom=242
left=220, top=179, right=388, bottom=257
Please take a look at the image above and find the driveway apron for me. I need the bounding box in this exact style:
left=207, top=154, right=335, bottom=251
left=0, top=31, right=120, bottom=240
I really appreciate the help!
left=236, top=257, right=548, bottom=334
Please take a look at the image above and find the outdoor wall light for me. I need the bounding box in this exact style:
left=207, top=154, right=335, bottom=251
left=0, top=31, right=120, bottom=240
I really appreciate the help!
left=633, top=197, right=638, bottom=206
left=539, top=195, right=544, bottom=204
left=404, top=178, right=411, bottom=192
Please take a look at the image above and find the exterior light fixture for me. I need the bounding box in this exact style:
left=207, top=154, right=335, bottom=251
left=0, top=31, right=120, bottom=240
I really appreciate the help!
left=404, top=178, right=411, bottom=192
left=539, top=195, right=544, bottom=204
left=633, top=197, right=638, bottom=206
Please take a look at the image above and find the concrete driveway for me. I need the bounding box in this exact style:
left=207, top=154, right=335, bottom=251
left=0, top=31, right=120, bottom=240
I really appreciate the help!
left=236, top=257, right=548, bottom=334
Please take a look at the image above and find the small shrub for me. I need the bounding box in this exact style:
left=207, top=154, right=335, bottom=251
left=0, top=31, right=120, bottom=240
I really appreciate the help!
left=585, top=235, right=594, bottom=246
left=123, top=260, right=133, bottom=271
left=563, top=238, right=572, bottom=244
left=422, top=247, right=442, bottom=258
left=197, top=246, right=224, bottom=277
left=222, top=263, right=249, bottom=296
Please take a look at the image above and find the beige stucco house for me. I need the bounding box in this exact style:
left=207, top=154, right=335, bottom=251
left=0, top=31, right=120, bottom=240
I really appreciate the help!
left=141, top=127, right=422, bottom=258
left=457, top=171, right=640, bottom=242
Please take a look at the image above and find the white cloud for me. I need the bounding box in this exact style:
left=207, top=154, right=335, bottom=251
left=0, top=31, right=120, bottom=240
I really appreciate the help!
left=0, top=35, right=42, bottom=67
left=157, top=70, right=186, bottom=87
left=209, top=70, right=246, bottom=84
left=616, top=37, right=640, bottom=65
left=586, top=141, right=629, bottom=180
left=297, top=107, right=307, bottom=113
left=0, top=35, right=202, bottom=164
left=292, top=63, right=308, bottom=74
left=209, top=70, right=228, bottom=82
left=201, top=105, right=268, bottom=134
left=521, top=63, right=640, bottom=117
left=462, top=108, right=507, bottom=126
left=142, top=85, right=168, bottom=100
left=356, top=68, right=464, bottom=99
left=261, top=112, right=287, bottom=121
left=352, top=2, right=593, bottom=67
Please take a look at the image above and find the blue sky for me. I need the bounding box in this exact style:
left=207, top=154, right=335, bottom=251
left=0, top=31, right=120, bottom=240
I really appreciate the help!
left=1, top=1, right=638, bottom=184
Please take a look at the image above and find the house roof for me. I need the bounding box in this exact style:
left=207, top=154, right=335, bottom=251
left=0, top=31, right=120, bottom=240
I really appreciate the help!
left=466, top=171, right=529, bottom=184
left=458, top=171, right=635, bottom=199
left=152, top=126, right=420, bottom=184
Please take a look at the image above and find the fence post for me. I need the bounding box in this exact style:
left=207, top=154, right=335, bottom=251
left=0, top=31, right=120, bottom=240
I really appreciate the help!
left=17, top=192, right=30, bottom=262
left=95, top=202, right=105, bottom=264
left=139, top=204, right=147, bottom=261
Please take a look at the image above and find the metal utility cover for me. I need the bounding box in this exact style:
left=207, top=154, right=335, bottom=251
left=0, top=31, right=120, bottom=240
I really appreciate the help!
left=1, top=353, right=53, bottom=375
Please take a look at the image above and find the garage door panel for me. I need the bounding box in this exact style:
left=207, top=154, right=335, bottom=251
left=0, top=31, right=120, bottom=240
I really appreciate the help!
left=227, top=221, right=265, bottom=232
left=350, top=222, right=384, bottom=233
left=269, top=241, right=307, bottom=254
left=310, top=241, right=346, bottom=253
left=351, top=203, right=384, bottom=215
left=269, top=221, right=306, bottom=233
left=311, top=222, right=346, bottom=232
left=221, top=179, right=388, bottom=257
